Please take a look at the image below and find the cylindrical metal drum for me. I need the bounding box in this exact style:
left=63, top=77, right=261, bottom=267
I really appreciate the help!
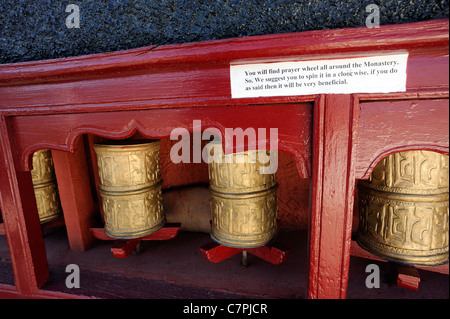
left=94, top=140, right=165, bottom=239
left=357, top=150, right=449, bottom=266
left=31, top=149, right=62, bottom=224
left=207, top=143, right=278, bottom=248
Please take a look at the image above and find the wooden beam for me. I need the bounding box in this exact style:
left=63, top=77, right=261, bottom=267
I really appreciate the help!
left=0, top=115, right=49, bottom=295
left=308, top=94, right=358, bottom=299
left=52, top=135, right=96, bottom=251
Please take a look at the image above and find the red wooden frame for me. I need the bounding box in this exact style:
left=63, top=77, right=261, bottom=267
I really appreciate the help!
left=200, top=241, right=291, bottom=265
left=90, top=223, right=181, bottom=258
left=0, top=19, right=448, bottom=298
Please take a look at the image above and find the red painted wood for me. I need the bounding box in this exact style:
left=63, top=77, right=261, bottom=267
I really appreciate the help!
left=395, top=264, right=421, bottom=291
left=139, top=223, right=180, bottom=240
left=51, top=135, right=96, bottom=251
left=111, top=239, right=140, bottom=258
left=247, top=243, right=291, bottom=265
left=89, top=228, right=112, bottom=241
left=200, top=241, right=290, bottom=265
left=0, top=20, right=446, bottom=120
left=309, top=95, right=449, bottom=298
left=308, top=94, right=358, bottom=299
left=0, top=20, right=447, bottom=89
left=307, top=95, right=325, bottom=299
left=91, top=224, right=180, bottom=258
left=0, top=115, right=49, bottom=295
left=355, top=99, right=449, bottom=179
left=90, top=224, right=181, bottom=241
left=0, top=52, right=446, bottom=118
left=200, top=242, right=243, bottom=263
left=10, top=103, right=312, bottom=179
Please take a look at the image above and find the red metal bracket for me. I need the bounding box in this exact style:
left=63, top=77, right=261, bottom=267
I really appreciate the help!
left=90, top=223, right=181, bottom=258
left=200, top=240, right=290, bottom=266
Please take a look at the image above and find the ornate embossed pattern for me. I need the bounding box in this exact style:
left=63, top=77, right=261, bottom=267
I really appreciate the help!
left=210, top=187, right=278, bottom=247
left=358, top=151, right=449, bottom=266
left=207, top=144, right=276, bottom=194
left=94, top=140, right=165, bottom=239
left=100, top=184, right=164, bottom=238
left=94, top=141, right=161, bottom=192
left=360, top=150, right=449, bottom=194
left=31, top=149, right=56, bottom=184
left=33, top=182, right=62, bottom=223
left=208, top=148, right=278, bottom=248
left=31, top=149, right=62, bottom=223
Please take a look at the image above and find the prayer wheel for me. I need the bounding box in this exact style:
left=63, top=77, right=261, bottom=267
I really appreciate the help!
left=31, top=149, right=62, bottom=224
left=207, top=143, right=278, bottom=248
left=357, top=150, right=449, bottom=266
left=94, top=140, right=165, bottom=239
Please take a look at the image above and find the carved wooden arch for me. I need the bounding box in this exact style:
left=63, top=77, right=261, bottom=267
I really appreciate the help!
left=354, top=96, right=449, bottom=180
left=14, top=103, right=313, bottom=179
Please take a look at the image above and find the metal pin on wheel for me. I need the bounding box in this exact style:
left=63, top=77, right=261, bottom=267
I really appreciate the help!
left=241, top=250, right=248, bottom=267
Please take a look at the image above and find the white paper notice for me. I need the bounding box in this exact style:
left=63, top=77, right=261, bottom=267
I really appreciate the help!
left=230, top=53, right=408, bottom=98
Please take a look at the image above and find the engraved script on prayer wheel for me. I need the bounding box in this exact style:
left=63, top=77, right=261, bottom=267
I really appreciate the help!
left=31, top=149, right=62, bottom=224
left=94, top=140, right=165, bottom=239
left=357, top=151, right=449, bottom=266
left=207, top=142, right=278, bottom=248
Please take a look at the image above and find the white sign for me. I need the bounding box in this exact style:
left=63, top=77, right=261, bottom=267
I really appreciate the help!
left=230, top=53, right=408, bottom=98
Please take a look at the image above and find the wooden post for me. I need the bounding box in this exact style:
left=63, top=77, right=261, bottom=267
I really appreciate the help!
left=308, top=94, right=358, bottom=299
left=52, top=135, right=96, bottom=251
left=0, top=115, right=49, bottom=295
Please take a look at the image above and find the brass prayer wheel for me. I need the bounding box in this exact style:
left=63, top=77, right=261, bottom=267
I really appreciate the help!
left=207, top=143, right=278, bottom=248
left=94, top=140, right=165, bottom=239
left=31, top=149, right=62, bottom=224
left=357, top=150, right=449, bottom=266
